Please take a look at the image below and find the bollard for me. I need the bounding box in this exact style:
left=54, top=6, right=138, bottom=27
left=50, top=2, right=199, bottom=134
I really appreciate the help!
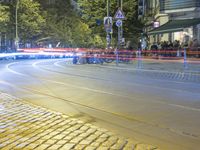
left=183, top=48, right=188, bottom=69
left=115, top=49, right=119, bottom=66
left=137, top=49, right=142, bottom=69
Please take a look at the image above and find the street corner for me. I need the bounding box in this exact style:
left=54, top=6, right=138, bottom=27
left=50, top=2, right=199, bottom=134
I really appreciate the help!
left=0, top=92, right=159, bottom=150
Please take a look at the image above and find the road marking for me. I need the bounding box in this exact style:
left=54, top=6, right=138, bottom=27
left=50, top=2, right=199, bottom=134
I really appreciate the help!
left=6, top=62, right=26, bottom=76
left=43, top=79, right=115, bottom=95
left=54, top=60, right=93, bottom=73
left=169, top=104, right=200, bottom=112
left=54, top=61, right=65, bottom=68
left=4, top=60, right=200, bottom=113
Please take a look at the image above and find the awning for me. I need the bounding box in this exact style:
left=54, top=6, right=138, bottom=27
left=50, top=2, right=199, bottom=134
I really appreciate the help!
left=148, top=18, right=200, bottom=35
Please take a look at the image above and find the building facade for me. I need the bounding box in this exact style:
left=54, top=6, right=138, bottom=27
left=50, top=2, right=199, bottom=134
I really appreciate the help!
left=144, top=0, right=200, bottom=48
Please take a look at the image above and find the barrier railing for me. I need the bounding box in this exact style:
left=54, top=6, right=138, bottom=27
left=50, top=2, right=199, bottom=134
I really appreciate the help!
left=18, top=47, right=200, bottom=63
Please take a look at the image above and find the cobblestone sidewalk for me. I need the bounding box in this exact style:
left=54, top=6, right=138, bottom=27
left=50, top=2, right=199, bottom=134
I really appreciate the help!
left=0, top=92, right=159, bottom=150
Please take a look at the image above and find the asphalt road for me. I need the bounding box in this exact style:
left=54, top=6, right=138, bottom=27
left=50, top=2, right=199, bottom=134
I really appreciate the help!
left=0, top=59, right=200, bottom=150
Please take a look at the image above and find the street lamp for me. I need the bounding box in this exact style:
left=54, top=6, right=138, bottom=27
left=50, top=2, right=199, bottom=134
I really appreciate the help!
left=106, top=0, right=111, bottom=48
left=15, top=0, right=19, bottom=51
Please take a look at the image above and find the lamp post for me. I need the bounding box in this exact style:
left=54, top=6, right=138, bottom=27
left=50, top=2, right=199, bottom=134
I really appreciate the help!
left=106, top=0, right=111, bottom=48
left=15, top=0, right=19, bottom=51
left=116, top=0, right=123, bottom=66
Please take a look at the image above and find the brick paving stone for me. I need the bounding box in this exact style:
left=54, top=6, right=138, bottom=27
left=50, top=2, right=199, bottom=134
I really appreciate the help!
left=0, top=143, right=7, bottom=149
left=84, top=146, right=98, bottom=150
left=100, top=133, right=110, bottom=138
left=49, top=131, right=60, bottom=136
left=1, top=141, right=20, bottom=150
left=41, top=134, right=54, bottom=140
left=101, top=138, right=117, bottom=147
left=110, top=139, right=127, bottom=149
left=0, top=92, right=158, bottom=150
left=73, top=130, right=85, bottom=136
left=95, top=137, right=107, bottom=143
left=52, top=134, right=66, bottom=140
left=108, top=136, right=118, bottom=142
left=47, top=144, right=62, bottom=150
left=34, top=139, right=46, bottom=145
left=68, top=124, right=83, bottom=132
left=96, top=146, right=109, bottom=150
left=23, top=143, right=40, bottom=149
left=13, top=142, right=28, bottom=149
left=44, top=139, right=57, bottom=145
left=68, top=121, right=77, bottom=126
left=94, top=131, right=103, bottom=136
left=68, top=132, right=81, bottom=137
left=90, top=142, right=102, bottom=147
left=79, top=125, right=89, bottom=131
left=0, top=137, right=9, bottom=143
left=56, top=139, right=68, bottom=145
left=79, top=139, right=93, bottom=145
left=79, top=132, right=92, bottom=138
left=86, top=135, right=98, bottom=141
left=63, top=135, right=74, bottom=140
left=74, top=144, right=87, bottom=150
left=56, top=127, right=67, bottom=132
left=62, top=130, right=71, bottom=135
left=87, top=128, right=97, bottom=134
left=70, top=136, right=84, bottom=143
left=60, top=143, right=75, bottom=150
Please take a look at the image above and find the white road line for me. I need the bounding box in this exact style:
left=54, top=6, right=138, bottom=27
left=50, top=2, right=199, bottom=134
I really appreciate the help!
left=168, top=104, right=200, bottom=112
left=39, top=60, right=200, bottom=95
left=54, top=61, right=65, bottom=68
left=43, top=79, right=115, bottom=95
left=25, top=60, right=200, bottom=112
left=32, top=61, right=45, bottom=68
left=54, top=60, right=93, bottom=73
left=6, top=62, right=26, bottom=76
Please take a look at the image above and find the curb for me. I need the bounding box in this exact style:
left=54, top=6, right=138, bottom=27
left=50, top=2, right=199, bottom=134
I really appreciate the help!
left=0, top=92, right=159, bottom=150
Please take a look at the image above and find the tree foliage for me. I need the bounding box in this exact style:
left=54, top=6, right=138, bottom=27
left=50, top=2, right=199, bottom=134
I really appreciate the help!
left=0, top=4, right=10, bottom=32
left=77, top=0, right=143, bottom=48
left=1, top=0, right=142, bottom=49
left=38, top=0, right=93, bottom=47
left=17, top=0, right=45, bottom=42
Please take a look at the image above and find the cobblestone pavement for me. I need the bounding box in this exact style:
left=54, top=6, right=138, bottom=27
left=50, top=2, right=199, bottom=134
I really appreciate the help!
left=97, top=62, right=200, bottom=83
left=66, top=59, right=200, bottom=83
left=0, top=92, right=159, bottom=150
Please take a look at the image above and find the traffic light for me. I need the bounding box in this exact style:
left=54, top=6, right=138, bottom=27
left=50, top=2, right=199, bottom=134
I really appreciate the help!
left=138, top=0, right=144, bottom=19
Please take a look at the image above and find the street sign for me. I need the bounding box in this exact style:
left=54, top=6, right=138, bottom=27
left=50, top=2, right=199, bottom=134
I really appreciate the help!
left=116, top=20, right=122, bottom=27
left=114, top=8, right=125, bottom=20
left=104, top=17, right=112, bottom=27
left=105, top=28, right=112, bottom=33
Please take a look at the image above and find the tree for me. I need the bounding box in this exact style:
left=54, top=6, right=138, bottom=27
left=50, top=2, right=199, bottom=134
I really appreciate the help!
left=77, top=0, right=107, bottom=47
left=77, top=0, right=143, bottom=49
left=1, top=0, right=45, bottom=48
left=0, top=4, right=10, bottom=32
left=37, top=0, right=94, bottom=48
left=17, top=0, right=45, bottom=44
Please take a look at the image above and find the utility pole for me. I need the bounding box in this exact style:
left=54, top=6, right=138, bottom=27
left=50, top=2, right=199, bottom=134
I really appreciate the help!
left=115, top=0, right=124, bottom=66
left=15, top=0, right=19, bottom=51
left=106, top=0, right=111, bottom=49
